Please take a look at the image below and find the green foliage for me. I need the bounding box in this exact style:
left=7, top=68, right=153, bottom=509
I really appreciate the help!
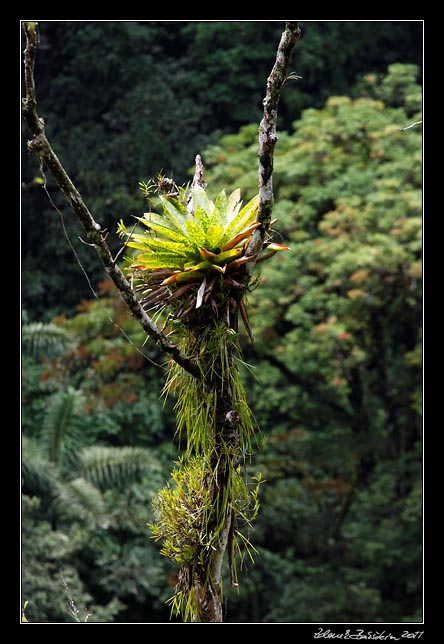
left=52, top=477, right=106, bottom=526
left=79, top=445, right=161, bottom=492
left=22, top=379, right=161, bottom=528
left=40, top=386, right=87, bottom=472
left=151, top=457, right=262, bottom=565
left=118, top=181, right=280, bottom=619
left=22, top=495, right=123, bottom=622
left=151, top=456, right=217, bottom=566
left=22, top=322, right=77, bottom=359
left=201, top=64, right=422, bottom=622
left=117, top=184, right=285, bottom=334
left=22, top=386, right=105, bottom=526
left=164, top=324, right=258, bottom=458
left=22, top=284, right=170, bottom=447
left=22, top=436, right=59, bottom=500
left=21, top=308, right=170, bottom=622
left=118, top=186, right=261, bottom=272
left=84, top=473, right=174, bottom=621
left=150, top=455, right=264, bottom=621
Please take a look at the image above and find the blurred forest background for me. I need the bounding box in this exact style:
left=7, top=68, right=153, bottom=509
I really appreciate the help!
left=21, top=21, right=423, bottom=623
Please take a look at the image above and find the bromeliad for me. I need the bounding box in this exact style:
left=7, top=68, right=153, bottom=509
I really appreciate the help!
left=117, top=184, right=289, bottom=338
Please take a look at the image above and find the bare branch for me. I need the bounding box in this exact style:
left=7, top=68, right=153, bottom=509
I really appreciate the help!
left=398, top=120, right=422, bottom=131
left=186, top=154, right=207, bottom=214
left=22, top=22, right=42, bottom=135
left=246, top=21, right=301, bottom=274
left=21, top=22, right=199, bottom=379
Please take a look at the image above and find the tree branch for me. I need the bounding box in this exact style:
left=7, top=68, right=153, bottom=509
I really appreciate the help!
left=246, top=21, right=301, bottom=274
left=21, top=22, right=199, bottom=379
left=186, top=154, right=207, bottom=215
left=398, top=120, right=422, bottom=131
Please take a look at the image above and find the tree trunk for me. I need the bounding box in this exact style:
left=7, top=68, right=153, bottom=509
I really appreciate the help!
left=192, top=510, right=233, bottom=622
left=184, top=312, right=241, bottom=622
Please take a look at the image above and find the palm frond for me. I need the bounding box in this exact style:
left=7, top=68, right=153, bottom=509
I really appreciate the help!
left=40, top=387, right=88, bottom=473
left=52, top=477, right=105, bottom=525
left=22, top=436, right=59, bottom=498
left=22, top=322, right=77, bottom=359
left=78, top=445, right=160, bottom=492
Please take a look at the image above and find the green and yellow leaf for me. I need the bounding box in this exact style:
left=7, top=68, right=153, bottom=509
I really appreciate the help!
left=139, top=219, right=190, bottom=244
left=191, top=186, right=213, bottom=216
left=225, top=188, right=242, bottom=224
left=185, top=219, right=207, bottom=246
left=223, top=194, right=259, bottom=244
left=160, top=197, right=188, bottom=233
left=194, top=205, right=212, bottom=232
left=131, top=252, right=187, bottom=270
left=144, top=238, right=195, bottom=257
left=204, top=224, right=225, bottom=251
left=222, top=221, right=261, bottom=251
left=211, top=190, right=228, bottom=227
left=213, top=247, right=243, bottom=265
